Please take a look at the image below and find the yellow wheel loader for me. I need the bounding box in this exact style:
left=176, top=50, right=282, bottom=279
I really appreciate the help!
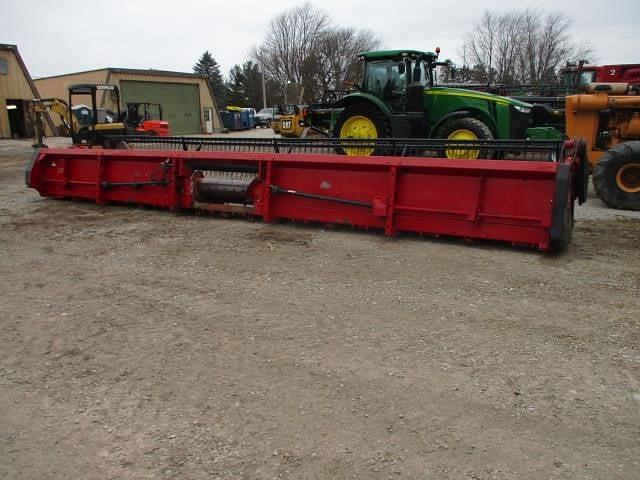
left=566, top=83, right=640, bottom=210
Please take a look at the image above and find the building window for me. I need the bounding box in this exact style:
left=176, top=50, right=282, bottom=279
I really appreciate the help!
left=0, top=59, right=8, bottom=75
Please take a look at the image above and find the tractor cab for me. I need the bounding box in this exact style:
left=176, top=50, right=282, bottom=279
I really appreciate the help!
left=558, top=61, right=597, bottom=90
left=359, top=49, right=437, bottom=113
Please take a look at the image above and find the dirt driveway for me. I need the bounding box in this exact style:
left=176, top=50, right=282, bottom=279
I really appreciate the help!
left=1, top=140, right=639, bottom=479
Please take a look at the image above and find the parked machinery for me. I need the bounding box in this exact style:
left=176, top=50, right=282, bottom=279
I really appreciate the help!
left=278, top=107, right=328, bottom=138
left=277, top=104, right=328, bottom=138
left=269, top=105, right=300, bottom=135
left=327, top=48, right=546, bottom=156
left=65, top=84, right=129, bottom=144
left=566, top=83, right=640, bottom=210
left=31, top=84, right=130, bottom=147
left=31, top=98, right=72, bottom=146
left=26, top=136, right=587, bottom=252
left=559, top=63, right=640, bottom=89
left=32, top=85, right=171, bottom=146
left=124, top=103, right=170, bottom=136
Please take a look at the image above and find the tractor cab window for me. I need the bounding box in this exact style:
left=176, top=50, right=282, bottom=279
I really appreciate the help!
left=411, top=60, right=429, bottom=86
left=578, top=71, right=596, bottom=85
left=365, top=60, right=407, bottom=111
left=559, top=70, right=596, bottom=86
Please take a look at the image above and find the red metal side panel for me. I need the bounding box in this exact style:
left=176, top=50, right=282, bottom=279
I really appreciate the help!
left=25, top=148, right=571, bottom=251
left=258, top=158, right=559, bottom=250
left=28, top=150, right=181, bottom=209
left=267, top=164, right=388, bottom=229
left=392, top=168, right=556, bottom=249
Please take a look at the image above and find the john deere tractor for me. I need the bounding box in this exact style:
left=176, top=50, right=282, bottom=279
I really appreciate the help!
left=333, top=49, right=536, bottom=156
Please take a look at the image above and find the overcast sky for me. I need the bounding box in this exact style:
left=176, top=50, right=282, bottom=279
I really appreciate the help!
left=1, top=0, right=638, bottom=79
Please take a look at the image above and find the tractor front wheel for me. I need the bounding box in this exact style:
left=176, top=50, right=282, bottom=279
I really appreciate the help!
left=334, top=103, right=391, bottom=156
left=592, top=141, right=640, bottom=210
left=435, top=117, right=494, bottom=159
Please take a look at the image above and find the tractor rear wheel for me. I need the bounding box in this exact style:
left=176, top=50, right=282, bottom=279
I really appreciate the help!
left=435, top=117, right=494, bottom=159
left=334, top=103, right=391, bottom=156
left=592, top=141, right=640, bottom=210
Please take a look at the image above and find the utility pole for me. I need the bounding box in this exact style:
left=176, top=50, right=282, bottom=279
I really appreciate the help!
left=258, top=62, right=267, bottom=109
left=284, top=80, right=291, bottom=105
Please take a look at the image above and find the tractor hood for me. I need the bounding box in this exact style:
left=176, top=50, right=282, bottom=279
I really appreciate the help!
left=427, top=86, right=533, bottom=109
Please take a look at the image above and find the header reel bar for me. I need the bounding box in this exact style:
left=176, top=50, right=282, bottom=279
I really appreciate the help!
left=103, top=136, right=564, bottom=162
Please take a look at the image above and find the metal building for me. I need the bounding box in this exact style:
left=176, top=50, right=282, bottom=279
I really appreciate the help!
left=35, top=68, right=223, bottom=135
left=0, top=44, right=54, bottom=139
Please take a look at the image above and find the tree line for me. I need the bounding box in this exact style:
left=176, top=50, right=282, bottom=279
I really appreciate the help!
left=194, top=2, right=379, bottom=109
left=457, top=9, right=593, bottom=85
left=194, top=4, right=594, bottom=110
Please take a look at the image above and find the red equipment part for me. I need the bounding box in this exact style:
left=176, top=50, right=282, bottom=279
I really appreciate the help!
left=595, top=64, right=640, bottom=85
left=25, top=143, right=584, bottom=251
left=136, top=120, right=171, bottom=136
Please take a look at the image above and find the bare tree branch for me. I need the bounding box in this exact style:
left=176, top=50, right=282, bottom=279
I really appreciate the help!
left=463, top=8, right=595, bottom=85
left=251, top=2, right=380, bottom=103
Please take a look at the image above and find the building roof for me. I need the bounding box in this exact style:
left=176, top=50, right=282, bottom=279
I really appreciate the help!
left=0, top=44, right=55, bottom=133
left=35, top=67, right=208, bottom=81
left=0, top=44, right=43, bottom=93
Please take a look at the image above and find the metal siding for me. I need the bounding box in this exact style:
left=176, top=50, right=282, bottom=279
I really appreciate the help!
left=0, top=49, right=39, bottom=137
left=113, top=73, right=221, bottom=131
left=119, top=80, right=201, bottom=134
left=34, top=70, right=222, bottom=134
left=34, top=69, right=109, bottom=102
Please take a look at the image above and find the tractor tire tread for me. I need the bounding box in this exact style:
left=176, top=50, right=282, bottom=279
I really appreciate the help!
left=592, top=141, right=640, bottom=210
left=435, top=117, right=494, bottom=159
left=436, top=117, right=493, bottom=141
left=333, top=101, right=391, bottom=155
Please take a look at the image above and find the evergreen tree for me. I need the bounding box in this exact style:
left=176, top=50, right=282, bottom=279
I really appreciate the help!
left=224, top=61, right=267, bottom=108
left=194, top=51, right=227, bottom=108
left=241, top=61, right=264, bottom=108
left=225, top=65, right=246, bottom=107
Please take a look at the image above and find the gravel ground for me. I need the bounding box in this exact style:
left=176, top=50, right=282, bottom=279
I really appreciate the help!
left=1, top=138, right=639, bottom=480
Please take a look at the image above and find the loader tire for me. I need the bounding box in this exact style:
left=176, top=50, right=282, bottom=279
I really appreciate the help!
left=549, top=163, right=574, bottom=251
left=333, top=102, right=391, bottom=156
left=574, top=139, right=589, bottom=205
left=435, top=117, right=494, bottom=159
left=592, top=141, right=640, bottom=211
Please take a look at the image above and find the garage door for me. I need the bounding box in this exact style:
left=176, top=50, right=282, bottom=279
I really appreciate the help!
left=119, top=81, right=201, bottom=134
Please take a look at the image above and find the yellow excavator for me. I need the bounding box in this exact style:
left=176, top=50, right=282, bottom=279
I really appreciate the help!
left=32, top=84, right=129, bottom=147
left=32, top=98, right=71, bottom=146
